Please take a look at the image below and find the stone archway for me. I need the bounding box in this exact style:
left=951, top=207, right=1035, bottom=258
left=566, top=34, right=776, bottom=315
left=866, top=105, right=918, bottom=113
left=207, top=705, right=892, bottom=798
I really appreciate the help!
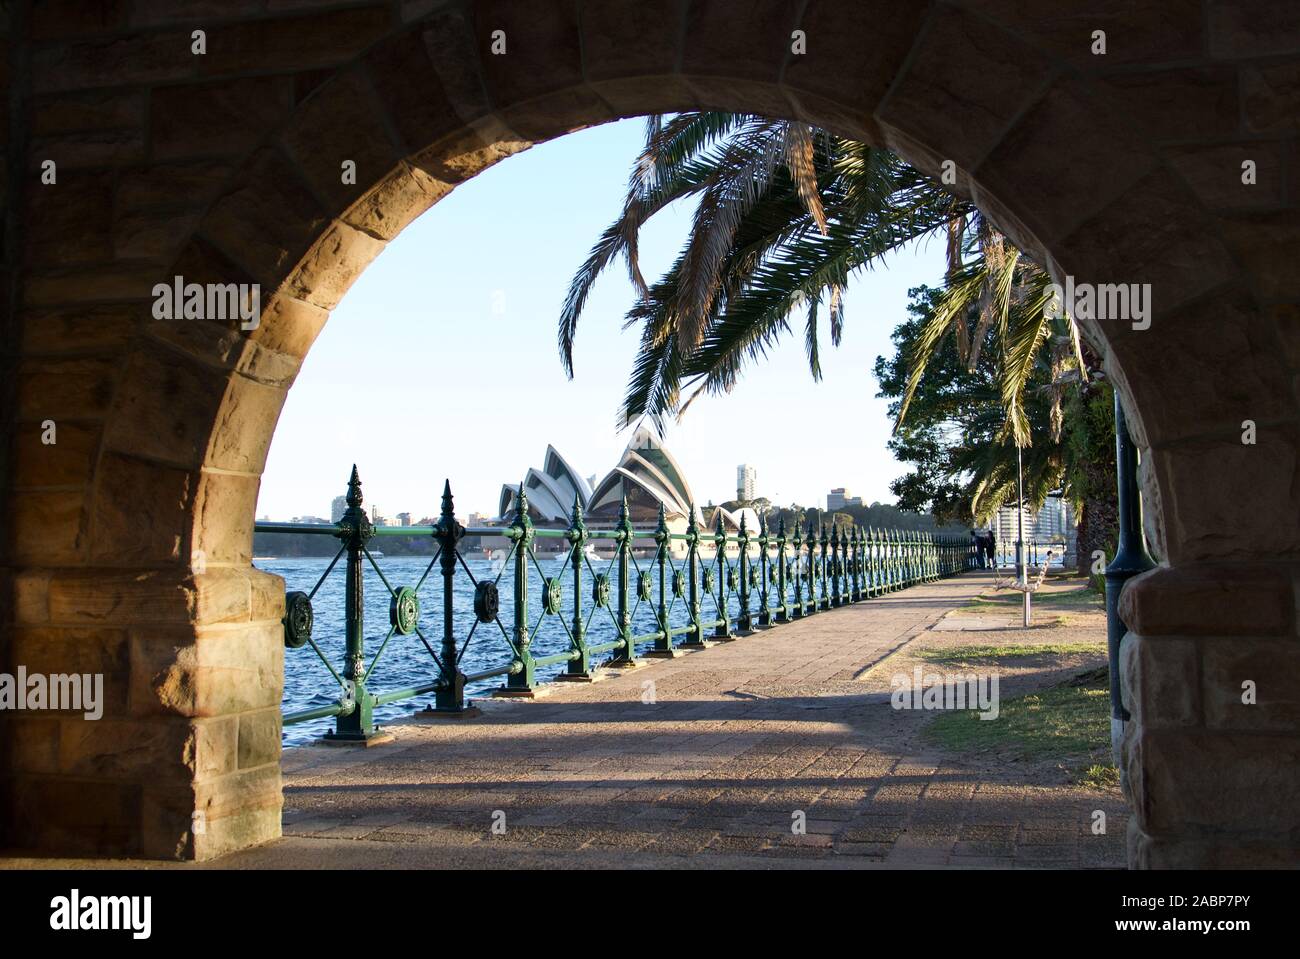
left=2, top=1, right=1296, bottom=866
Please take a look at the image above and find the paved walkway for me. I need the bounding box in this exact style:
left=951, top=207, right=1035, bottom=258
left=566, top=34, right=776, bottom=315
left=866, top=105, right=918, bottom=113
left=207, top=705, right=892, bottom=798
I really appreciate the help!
left=4, top=571, right=1130, bottom=869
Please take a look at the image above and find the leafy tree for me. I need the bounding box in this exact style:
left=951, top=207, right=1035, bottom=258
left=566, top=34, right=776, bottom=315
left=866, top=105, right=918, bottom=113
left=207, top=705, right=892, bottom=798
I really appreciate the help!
left=876, top=285, right=1117, bottom=576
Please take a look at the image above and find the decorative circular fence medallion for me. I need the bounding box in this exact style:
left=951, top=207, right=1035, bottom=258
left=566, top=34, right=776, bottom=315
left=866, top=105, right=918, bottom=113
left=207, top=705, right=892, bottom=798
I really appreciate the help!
left=749, top=567, right=760, bottom=588
left=727, top=568, right=738, bottom=591
left=702, top=569, right=715, bottom=593
left=474, top=581, right=499, bottom=623
left=543, top=577, right=563, bottom=615
left=283, top=591, right=313, bottom=649
left=592, top=573, right=611, bottom=608
left=637, top=570, right=653, bottom=601
left=672, top=570, right=686, bottom=597
left=389, top=586, right=420, bottom=635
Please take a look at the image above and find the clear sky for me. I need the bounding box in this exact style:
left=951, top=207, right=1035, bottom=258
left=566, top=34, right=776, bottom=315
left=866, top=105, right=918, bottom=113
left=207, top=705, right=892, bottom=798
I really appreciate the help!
left=256, top=118, right=949, bottom=523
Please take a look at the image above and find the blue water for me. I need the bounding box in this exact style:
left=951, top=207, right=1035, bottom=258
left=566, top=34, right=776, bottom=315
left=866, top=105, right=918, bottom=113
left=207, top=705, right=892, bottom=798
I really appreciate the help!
left=258, top=551, right=782, bottom=745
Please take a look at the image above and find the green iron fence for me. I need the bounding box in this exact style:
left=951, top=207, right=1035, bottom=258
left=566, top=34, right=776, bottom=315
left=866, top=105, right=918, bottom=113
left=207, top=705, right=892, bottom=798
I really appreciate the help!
left=258, top=467, right=981, bottom=743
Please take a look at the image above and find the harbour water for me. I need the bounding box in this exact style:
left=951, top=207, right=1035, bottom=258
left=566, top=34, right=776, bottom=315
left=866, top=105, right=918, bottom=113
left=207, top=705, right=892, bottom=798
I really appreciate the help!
left=257, top=554, right=756, bottom=745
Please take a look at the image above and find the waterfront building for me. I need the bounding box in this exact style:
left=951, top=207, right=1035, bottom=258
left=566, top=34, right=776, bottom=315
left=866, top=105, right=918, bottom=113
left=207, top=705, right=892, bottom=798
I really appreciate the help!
left=497, top=427, right=763, bottom=559
left=827, top=488, right=863, bottom=511
left=737, top=463, right=756, bottom=501
left=992, top=495, right=1077, bottom=564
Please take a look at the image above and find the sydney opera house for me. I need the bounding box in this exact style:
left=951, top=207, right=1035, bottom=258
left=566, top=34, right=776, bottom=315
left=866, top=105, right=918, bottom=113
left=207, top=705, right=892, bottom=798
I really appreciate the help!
left=498, top=426, right=759, bottom=557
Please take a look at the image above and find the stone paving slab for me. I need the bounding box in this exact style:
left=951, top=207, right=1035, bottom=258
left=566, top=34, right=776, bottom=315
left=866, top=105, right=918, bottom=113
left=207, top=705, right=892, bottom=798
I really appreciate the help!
left=1, top=572, right=1128, bottom=870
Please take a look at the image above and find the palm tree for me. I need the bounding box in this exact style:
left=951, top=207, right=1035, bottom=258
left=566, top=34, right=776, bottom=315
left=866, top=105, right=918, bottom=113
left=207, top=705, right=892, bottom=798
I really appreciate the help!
left=875, top=281, right=1084, bottom=527
left=558, top=112, right=1086, bottom=453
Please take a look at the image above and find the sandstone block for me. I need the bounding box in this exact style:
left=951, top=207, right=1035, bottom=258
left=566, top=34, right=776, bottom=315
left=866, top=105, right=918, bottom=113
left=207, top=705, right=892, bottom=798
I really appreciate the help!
left=977, top=76, right=1157, bottom=246
left=877, top=6, right=1052, bottom=171
left=200, top=147, right=330, bottom=290
left=11, top=420, right=100, bottom=489
left=1126, top=725, right=1300, bottom=836
left=88, top=452, right=191, bottom=565
left=1119, top=634, right=1201, bottom=728
left=341, top=162, right=453, bottom=243
left=1202, top=638, right=1300, bottom=731
left=1120, top=565, right=1295, bottom=636
left=281, top=66, right=403, bottom=215
left=103, top=345, right=229, bottom=469
left=203, top=372, right=287, bottom=475
left=129, top=620, right=283, bottom=718
left=238, top=708, right=282, bottom=770
left=190, top=468, right=258, bottom=566
left=283, top=219, right=387, bottom=311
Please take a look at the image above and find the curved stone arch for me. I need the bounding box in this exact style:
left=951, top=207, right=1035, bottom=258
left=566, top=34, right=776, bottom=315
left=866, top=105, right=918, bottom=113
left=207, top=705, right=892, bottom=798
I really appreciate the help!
left=7, top=0, right=1298, bottom=865
left=136, top=9, right=1224, bottom=570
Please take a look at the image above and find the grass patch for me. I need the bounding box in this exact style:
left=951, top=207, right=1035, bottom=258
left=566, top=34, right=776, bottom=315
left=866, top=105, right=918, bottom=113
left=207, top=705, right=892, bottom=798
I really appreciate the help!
left=922, top=673, right=1117, bottom=788
left=918, top=642, right=1105, bottom=664
left=1080, top=764, right=1121, bottom=789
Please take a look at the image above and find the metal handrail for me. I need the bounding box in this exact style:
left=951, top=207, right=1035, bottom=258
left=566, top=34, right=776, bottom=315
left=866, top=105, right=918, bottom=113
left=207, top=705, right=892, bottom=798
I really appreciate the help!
left=260, top=467, right=982, bottom=742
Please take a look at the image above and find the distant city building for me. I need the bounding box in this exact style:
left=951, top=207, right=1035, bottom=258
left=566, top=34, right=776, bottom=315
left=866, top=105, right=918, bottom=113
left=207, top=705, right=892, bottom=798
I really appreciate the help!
left=736, top=463, right=756, bottom=501
left=467, top=512, right=494, bottom=528
left=991, top=495, right=1077, bottom=563
left=396, top=512, right=412, bottom=526
left=370, top=505, right=392, bottom=526
left=331, top=495, right=347, bottom=522
left=827, top=488, right=863, bottom=511
left=290, top=515, right=330, bottom=525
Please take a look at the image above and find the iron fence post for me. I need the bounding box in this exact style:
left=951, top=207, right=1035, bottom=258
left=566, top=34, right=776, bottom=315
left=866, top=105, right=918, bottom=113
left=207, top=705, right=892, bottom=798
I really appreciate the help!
left=806, top=519, right=818, bottom=616
left=811, top=519, right=821, bottom=608
left=849, top=526, right=860, bottom=601
left=327, top=466, right=379, bottom=742
left=653, top=502, right=672, bottom=655
left=505, top=484, right=536, bottom=692
left=683, top=503, right=705, bottom=646
left=431, top=479, right=469, bottom=712
left=830, top=525, right=842, bottom=607
left=758, top=514, right=771, bottom=626
left=777, top=518, right=790, bottom=623
left=714, top=511, right=731, bottom=640
left=566, top=495, right=592, bottom=678
left=791, top=522, right=804, bottom=619
left=865, top=527, right=875, bottom=597
left=738, top=513, right=752, bottom=632
left=615, top=496, right=635, bottom=663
